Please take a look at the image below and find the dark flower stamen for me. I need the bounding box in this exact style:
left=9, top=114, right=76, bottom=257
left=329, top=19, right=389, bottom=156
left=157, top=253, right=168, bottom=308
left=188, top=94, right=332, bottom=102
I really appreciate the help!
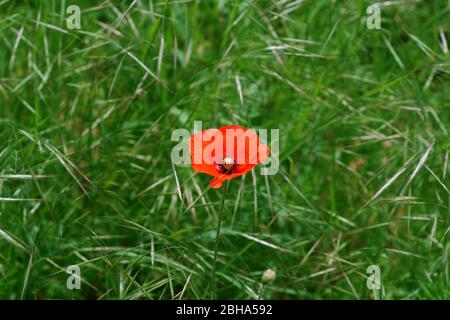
left=216, top=157, right=237, bottom=175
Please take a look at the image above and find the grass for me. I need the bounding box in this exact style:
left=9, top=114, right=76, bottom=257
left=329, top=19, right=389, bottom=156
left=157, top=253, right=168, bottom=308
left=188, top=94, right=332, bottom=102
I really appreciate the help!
left=0, top=0, right=449, bottom=299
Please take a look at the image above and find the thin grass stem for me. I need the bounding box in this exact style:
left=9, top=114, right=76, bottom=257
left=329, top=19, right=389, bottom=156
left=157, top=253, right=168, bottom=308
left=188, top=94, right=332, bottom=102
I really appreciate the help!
left=212, top=180, right=230, bottom=299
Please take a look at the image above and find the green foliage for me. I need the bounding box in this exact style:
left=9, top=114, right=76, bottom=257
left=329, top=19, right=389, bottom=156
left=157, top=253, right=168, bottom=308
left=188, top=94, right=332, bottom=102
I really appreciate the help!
left=0, top=0, right=449, bottom=299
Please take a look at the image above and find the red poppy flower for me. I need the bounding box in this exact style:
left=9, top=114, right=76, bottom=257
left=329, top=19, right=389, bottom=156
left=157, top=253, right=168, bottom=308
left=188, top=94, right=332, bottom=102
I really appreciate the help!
left=189, top=125, right=270, bottom=189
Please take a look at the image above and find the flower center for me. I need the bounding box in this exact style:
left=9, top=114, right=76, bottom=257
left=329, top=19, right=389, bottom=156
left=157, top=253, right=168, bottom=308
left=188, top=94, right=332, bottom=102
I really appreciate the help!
left=223, top=157, right=234, bottom=169
left=216, top=157, right=237, bottom=174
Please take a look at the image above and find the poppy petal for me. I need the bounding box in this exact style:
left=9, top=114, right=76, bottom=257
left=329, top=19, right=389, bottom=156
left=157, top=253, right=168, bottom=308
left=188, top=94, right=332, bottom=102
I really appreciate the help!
left=189, top=130, right=220, bottom=176
left=209, top=177, right=223, bottom=188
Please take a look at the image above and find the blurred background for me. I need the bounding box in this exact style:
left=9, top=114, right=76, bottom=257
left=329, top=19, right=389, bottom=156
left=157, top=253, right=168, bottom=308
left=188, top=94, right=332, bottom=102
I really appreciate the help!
left=0, top=0, right=449, bottom=299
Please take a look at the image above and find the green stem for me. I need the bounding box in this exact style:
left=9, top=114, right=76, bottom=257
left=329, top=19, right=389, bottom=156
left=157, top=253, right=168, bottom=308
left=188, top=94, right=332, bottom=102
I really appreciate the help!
left=257, top=283, right=265, bottom=300
left=212, top=180, right=229, bottom=299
